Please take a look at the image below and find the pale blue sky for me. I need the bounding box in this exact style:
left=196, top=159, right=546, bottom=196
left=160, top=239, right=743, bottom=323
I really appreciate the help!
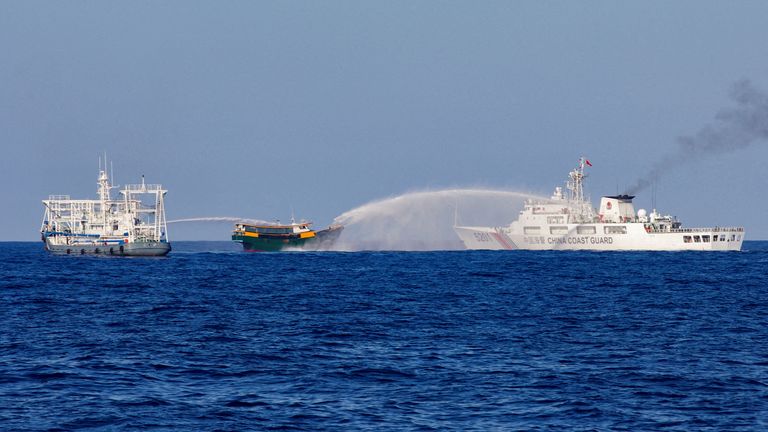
left=2, top=1, right=768, bottom=240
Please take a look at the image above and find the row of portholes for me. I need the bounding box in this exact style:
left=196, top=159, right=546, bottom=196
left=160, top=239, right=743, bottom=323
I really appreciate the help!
left=65, top=246, right=125, bottom=255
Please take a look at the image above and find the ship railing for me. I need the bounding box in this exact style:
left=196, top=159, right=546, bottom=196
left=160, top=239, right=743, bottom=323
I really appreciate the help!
left=47, top=195, right=71, bottom=200
left=133, top=235, right=162, bottom=242
left=122, top=184, right=165, bottom=192
left=668, top=227, right=744, bottom=233
left=134, top=205, right=158, bottom=211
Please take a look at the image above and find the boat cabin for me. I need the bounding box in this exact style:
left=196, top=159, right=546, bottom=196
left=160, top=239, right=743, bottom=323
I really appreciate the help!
left=233, top=222, right=314, bottom=237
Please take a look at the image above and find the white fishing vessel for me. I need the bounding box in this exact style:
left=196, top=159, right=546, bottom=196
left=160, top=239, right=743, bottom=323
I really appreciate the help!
left=454, top=157, right=744, bottom=251
left=41, top=161, right=171, bottom=256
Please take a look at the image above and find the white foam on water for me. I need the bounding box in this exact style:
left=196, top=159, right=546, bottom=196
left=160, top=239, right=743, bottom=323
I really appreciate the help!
left=331, top=188, right=546, bottom=251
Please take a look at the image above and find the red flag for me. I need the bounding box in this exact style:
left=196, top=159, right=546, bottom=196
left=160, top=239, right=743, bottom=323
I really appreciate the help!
left=585, top=159, right=592, bottom=167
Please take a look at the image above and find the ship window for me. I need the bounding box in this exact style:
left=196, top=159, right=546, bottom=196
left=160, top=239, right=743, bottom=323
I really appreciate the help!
left=550, top=226, right=568, bottom=235
left=737, top=235, right=742, bottom=241
left=683, top=236, right=692, bottom=243
left=577, top=226, right=596, bottom=235
left=702, top=235, right=710, bottom=242
left=259, top=227, right=291, bottom=235
left=693, top=236, right=701, bottom=243
left=713, top=235, right=718, bottom=242
left=604, top=226, right=627, bottom=234
left=720, top=235, right=726, bottom=241
left=729, top=235, right=736, bottom=241
left=547, top=216, right=564, bottom=224
left=524, top=227, right=540, bottom=234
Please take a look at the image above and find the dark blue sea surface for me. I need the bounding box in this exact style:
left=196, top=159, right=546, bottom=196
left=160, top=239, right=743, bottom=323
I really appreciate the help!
left=2, top=241, right=767, bottom=431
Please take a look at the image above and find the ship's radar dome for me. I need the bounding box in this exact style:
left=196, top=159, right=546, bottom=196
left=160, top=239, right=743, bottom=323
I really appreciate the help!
left=637, top=209, right=647, bottom=218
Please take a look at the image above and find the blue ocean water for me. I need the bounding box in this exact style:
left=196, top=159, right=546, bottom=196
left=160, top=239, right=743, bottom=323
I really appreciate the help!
left=1, top=241, right=767, bottom=431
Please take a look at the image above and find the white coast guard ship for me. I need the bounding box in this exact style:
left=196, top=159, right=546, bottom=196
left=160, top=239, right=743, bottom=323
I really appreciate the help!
left=40, top=161, right=171, bottom=256
left=454, top=157, right=744, bottom=251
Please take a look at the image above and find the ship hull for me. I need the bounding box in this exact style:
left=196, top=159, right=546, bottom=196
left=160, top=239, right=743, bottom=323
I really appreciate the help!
left=44, top=238, right=171, bottom=256
left=233, top=225, right=343, bottom=252
left=233, top=235, right=309, bottom=252
left=455, top=224, right=744, bottom=251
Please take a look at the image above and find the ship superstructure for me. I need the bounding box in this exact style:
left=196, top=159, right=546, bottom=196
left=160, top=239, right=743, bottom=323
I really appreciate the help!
left=454, top=157, right=744, bottom=251
left=41, top=162, right=171, bottom=256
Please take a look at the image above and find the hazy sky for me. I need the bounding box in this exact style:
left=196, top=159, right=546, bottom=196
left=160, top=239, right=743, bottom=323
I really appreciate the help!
left=2, top=1, right=768, bottom=241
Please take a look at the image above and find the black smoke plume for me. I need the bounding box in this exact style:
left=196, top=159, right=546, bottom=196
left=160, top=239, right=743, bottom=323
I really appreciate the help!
left=625, top=79, right=768, bottom=194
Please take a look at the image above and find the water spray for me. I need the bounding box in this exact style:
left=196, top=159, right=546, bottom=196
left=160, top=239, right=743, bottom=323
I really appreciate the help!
left=167, top=217, right=277, bottom=225
left=166, top=189, right=547, bottom=251
left=330, top=188, right=547, bottom=251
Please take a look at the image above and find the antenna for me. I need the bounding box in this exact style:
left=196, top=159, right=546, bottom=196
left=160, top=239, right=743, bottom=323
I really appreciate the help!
left=110, top=161, right=114, bottom=186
